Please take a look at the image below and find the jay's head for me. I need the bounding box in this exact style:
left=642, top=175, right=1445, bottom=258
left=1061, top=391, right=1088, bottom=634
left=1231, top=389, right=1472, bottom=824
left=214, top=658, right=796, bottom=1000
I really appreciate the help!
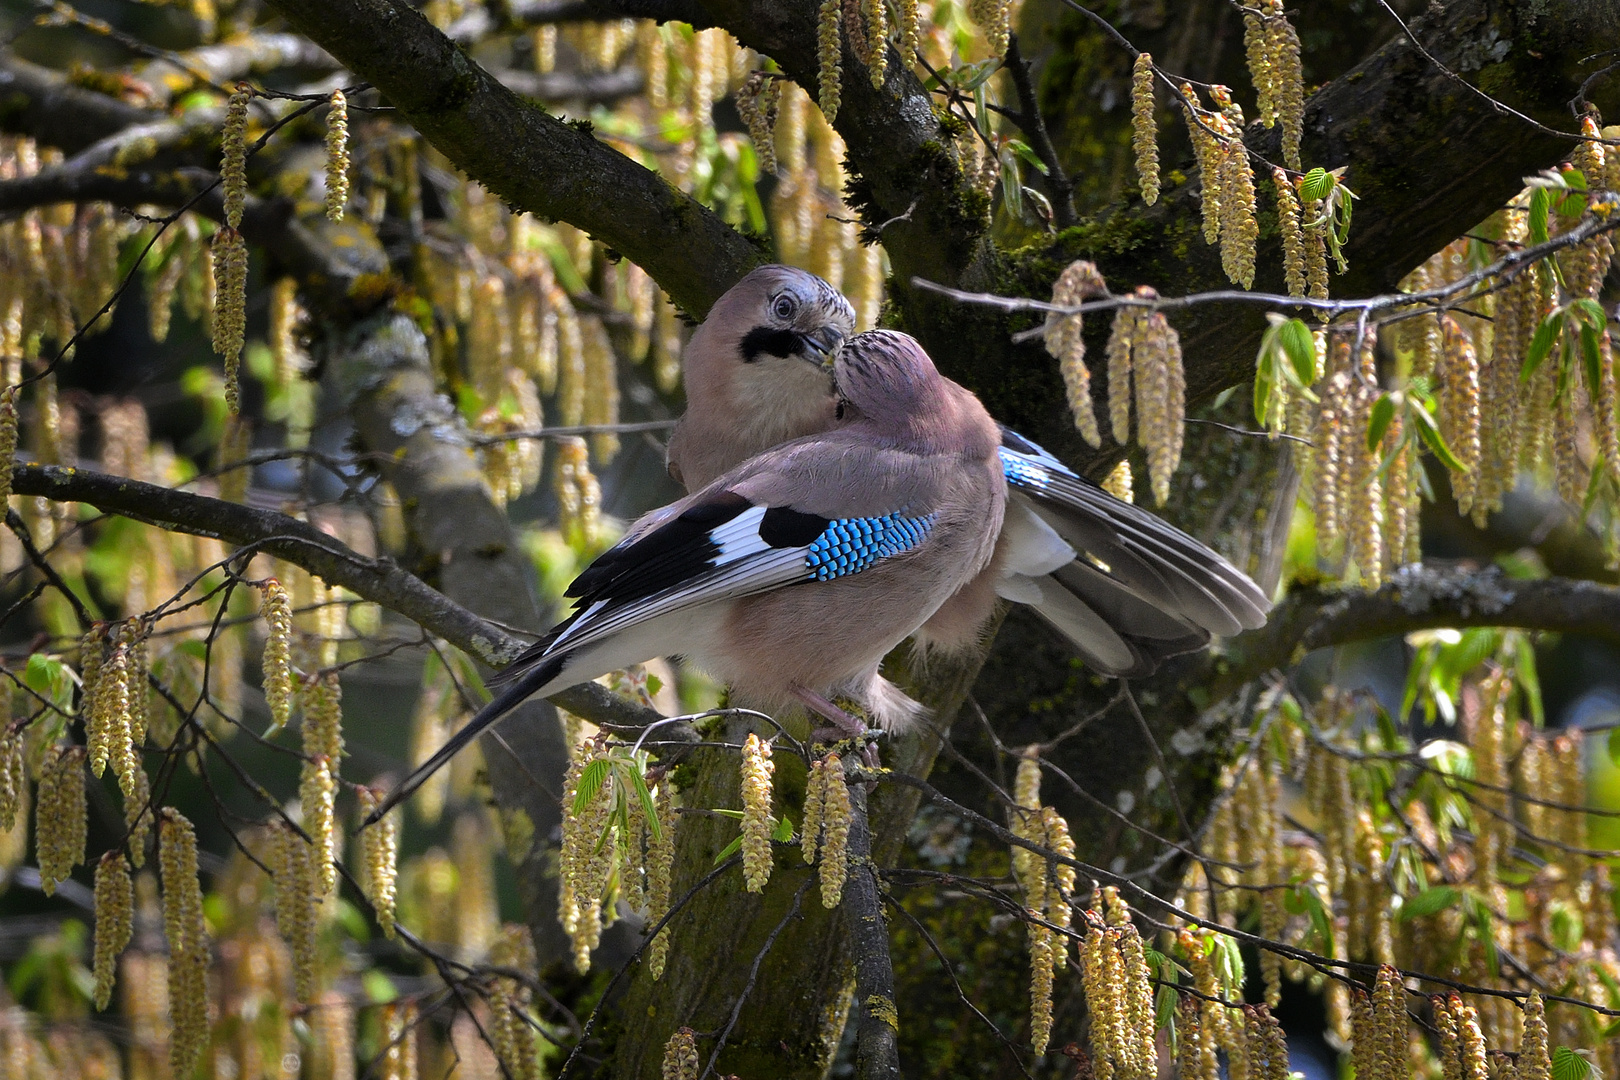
left=833, top=329, right=951, bottom=430
left=684, top=265, right=855, bottom=413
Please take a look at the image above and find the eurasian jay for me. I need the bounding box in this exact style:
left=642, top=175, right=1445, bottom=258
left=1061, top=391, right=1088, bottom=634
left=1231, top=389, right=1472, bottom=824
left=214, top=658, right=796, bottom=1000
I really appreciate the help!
left=666, top=266, right=1270, bottom=678
left=376, top=329, right=1004, bottom=817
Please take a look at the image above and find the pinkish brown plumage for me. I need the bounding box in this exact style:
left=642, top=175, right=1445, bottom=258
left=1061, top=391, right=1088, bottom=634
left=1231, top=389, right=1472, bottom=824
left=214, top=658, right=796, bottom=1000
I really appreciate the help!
left=371, top=329, right=1005, bottom=818
left=666, top=269, right=1270, bottom=676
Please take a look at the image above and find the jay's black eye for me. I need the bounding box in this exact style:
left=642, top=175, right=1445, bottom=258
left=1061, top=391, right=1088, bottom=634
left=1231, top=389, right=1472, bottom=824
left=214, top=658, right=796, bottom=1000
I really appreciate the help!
left=772, top=295, right=797, bottom=320
left=835, top=400, right=847, bottom=420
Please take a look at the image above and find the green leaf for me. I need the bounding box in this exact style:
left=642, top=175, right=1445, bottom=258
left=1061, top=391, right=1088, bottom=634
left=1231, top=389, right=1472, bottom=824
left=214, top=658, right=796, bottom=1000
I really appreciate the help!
left=1570, top=298, right=1608, bottom=330
left=1508, top=633, right=1544, bottom=729
left=714, top=835, right=743, bottom=863
left=1582, top=324, right=1606, bottom=404
left=1529, top=186, right=1551, bottom=244
left=1299, top=167, right=1334, bottom=203
left=1398, top=885, right=1460, bottom=920
left=1553, top=1047, right=1594, bottom=1080
left=573, top=758, right=611, bottom=814
left=1367, top=393, right=1397, bottom=453
left=999, top=149, right=1023, bottom=222
left=1253, top=350, right=1277, bottom=427
left=1408, top=401, right=1468, bottom=472
left=624, top=763, right=661, bottom=843
left=1608, top=724, right=1620, bottom=767
left=773, top=814, right=794, bottom=842
left=1006, top=139, right=1049, bottom=175
left=1278, top=318, right=1317, bottom=386
left=1522, top=310, right=1564, bottom=381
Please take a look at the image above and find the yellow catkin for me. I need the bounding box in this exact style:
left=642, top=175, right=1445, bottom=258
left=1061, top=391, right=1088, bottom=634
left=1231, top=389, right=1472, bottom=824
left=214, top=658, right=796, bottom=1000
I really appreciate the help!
left=1131, top=54, right=1159, bottom=205
left=0, top=386, right=15, bottom=503
left=489, top=924, right=539, bottom=1080
left=36, top=745, right=87, bottom=896
left=325, top=90, right=350, bottom=221
left=1106, top=307, right=1141, bottom=444
left=1182, top=85, right=1224, bottom=245
left=559, top=741, right=613, bottom=972
left=817, top=753, right=851, bottom=908
left=801, top=754, right=830, bottom=865
left=1102, top=459, right=1133, bottom=502
left=662, top=1028, right=699, bottom=1080
left=861, top=0, right=887, bottom=86
left=817, top=0, right=843, bottom=121
left=1519, top=991, right=1550, bottom=1080
left=1267, top=6, right=1304, bottom=171
left=1454, top=997, right=1489, bottom=1080
left=270, top=819, right=319, bottom=1002
left=896, top=0, right=920, bottom=67
left=1299, top=183, right=1330, bottom=300
left=1275, top=168, right=1306, bottom=297
left=158, top=808, right=208, bottom=1078
left=1136, top=305, right=1185, bottom=504
left=1177, top=996, right=1208, bottom=1080
left=1348, top=381, right=1385, bottom=588
left=220, top=86, right=249, bottom=230
left=356, top=786, right=399, bottom=938
left=737, top=72, right=783, bottom=175
left=740, top=733, right=775, bottom=892
left=1596, top=328, right=1619, bottom=483
left=261, top=578, right=294, bottom=734
left=82, top=623, right=110, bottom=775
left=1220, top=139, right=1259, bottom=288
left=968, top=0, right=1011, bottom=57
left=301, top=671, right=343, bottom=897
left=124, top=759, right=151, bottom=868
left=212, top=227, right=248, bottom=412
left=381, top=1001, right=419, bottom=1080
left=1045, top=260, right=1107, bottom=446
left=1439, top=316, right=1482, bottom=515
left=1244, top=10, right=1274, bottom=123
left=92, top=851, right=133, bottom=1011
left=0, top=719, right=22, bottom=835
left=645, top=781, right=677, bottom=979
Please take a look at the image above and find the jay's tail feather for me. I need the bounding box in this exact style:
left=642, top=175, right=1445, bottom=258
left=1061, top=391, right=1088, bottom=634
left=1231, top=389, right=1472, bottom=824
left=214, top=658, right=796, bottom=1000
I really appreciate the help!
left=362, top=653, right=565, bottom=827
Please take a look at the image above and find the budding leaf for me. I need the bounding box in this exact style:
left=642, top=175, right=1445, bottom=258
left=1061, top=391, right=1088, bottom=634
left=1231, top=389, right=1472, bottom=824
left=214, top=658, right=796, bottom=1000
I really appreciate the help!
left=1552, top=1047, right=1593, bottom=1080
left=1529, top=186, right=1551, bottom=244
left=1366, top=393, right=1397, bottom=453
left=1521, top=310, right=1563, bottom=381
left=1277, top=318, right=1316, bottom=385
left=1299, top=166, right=1334, bottom=203
left=573, top=758, right=611, bottom=814
left=1408, top=401, right=1468, bottom=472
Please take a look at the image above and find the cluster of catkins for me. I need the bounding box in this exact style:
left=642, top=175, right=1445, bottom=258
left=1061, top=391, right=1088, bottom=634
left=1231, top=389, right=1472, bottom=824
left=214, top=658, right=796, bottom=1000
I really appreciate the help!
left=557, top=735, right=679, bottom=976
left=1189, top=675, right=1618, bottom=1075
left=1044, top=261, right=1187, bottom=505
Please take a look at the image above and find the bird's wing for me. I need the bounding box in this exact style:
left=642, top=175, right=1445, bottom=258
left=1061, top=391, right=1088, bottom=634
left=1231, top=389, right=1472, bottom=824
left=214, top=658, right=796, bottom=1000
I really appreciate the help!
left=997, top=427, right=1271, bottom=637
left=486, top=488, right=940, bottom=687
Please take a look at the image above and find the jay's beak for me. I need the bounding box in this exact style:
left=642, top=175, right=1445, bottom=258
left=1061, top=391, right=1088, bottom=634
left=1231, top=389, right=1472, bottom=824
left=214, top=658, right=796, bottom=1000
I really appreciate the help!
left=800, top=325, right=846, bottom=370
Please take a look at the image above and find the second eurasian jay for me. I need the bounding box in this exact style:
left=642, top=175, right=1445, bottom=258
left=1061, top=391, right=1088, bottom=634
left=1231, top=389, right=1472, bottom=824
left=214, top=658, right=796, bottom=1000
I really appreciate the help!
left=374, top=329, right=1004, bottom=817
left=665, top=266, right=1270, bottom=677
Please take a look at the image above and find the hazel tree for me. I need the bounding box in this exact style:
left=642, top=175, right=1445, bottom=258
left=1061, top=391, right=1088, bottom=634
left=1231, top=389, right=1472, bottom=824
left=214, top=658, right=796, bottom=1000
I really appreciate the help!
left=0, top=0, right=1618, bottom=1077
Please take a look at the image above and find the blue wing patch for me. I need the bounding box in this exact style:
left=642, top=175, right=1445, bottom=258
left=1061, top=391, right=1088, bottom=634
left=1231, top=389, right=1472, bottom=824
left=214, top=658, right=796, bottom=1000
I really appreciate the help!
left=806, top=513, right=937, bottom=581
left=1001, top=448, right=1054, bottom=489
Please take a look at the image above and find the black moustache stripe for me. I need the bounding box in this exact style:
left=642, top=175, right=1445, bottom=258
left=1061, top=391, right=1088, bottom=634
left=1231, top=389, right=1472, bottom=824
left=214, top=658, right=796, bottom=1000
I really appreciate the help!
left=740, top=326, right=805, bottom=363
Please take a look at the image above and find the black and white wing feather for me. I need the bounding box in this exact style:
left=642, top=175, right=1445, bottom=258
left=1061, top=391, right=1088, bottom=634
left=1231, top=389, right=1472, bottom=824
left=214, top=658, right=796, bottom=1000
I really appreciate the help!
left=996, top=427, right=1270, bottom=675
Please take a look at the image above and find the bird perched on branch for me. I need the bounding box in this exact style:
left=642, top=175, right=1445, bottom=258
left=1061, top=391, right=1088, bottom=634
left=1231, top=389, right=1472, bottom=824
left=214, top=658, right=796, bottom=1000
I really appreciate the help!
left=371, top=329, right=1004, bottom=820
left=667, top=266, right=1270, bottom=678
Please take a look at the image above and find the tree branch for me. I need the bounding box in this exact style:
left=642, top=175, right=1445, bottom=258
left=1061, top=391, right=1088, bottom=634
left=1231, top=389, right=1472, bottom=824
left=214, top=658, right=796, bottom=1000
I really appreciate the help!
left=7, top=461, right=662, bottom=731
left=259, top=0, right=763, bottom=317
left=0, top=52, right=155, bottom=153
left=1210, top=565, right=1620, bottom=704
left=1004, top=33, right=1078, bottom=230
left=843, top=780, right=902, bottom=1080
